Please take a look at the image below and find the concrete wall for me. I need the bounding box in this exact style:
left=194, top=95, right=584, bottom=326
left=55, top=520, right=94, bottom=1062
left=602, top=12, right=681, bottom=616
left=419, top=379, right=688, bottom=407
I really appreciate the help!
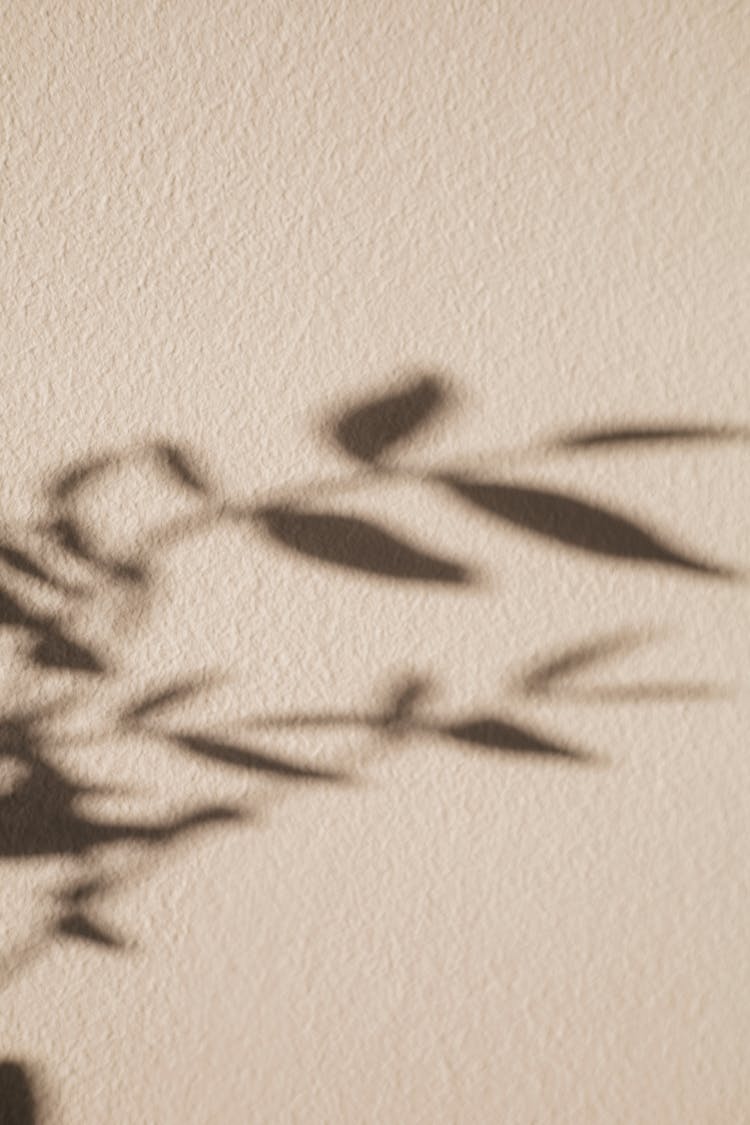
left=1, top=2, right=748, bottom=1121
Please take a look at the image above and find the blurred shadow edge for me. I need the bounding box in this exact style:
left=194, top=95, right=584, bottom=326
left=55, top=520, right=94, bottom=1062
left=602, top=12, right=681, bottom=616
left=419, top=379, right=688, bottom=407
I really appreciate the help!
left=0, top=1061, right=37, bottom=1125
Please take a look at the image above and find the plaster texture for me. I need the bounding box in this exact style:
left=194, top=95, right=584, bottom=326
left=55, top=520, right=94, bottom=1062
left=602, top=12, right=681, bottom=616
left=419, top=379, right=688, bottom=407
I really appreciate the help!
left=1, top=2, right=748, bottom=1122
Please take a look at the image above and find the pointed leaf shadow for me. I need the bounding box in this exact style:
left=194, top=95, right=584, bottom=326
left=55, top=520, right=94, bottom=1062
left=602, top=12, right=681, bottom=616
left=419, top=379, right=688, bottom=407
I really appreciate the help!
left=381, top=676, right=433, bottom=727
left=329, top=373, right=447, bottom=463
left=0, top=586, right=37, bottom=629
left=572, top=682, right=726, bottom=702
left=442, top=716, right=591, bottom=762
left=519, top=630, right=646, bottom=695
left=30, top=626, right=105, bottom=675
left=153, top=442, right=210, bottom=494
left=515, top=631, right=727, bottom=703
left=108, top=560, right=148, bottom=586
left=0, top=588, right=104, bottom=673
left=172, top=733, right=347, bottom=782
left=255, top=506, right=472, bottom=584
left=0, top=1061, right=37, bottom=1125
left=44, top=518, right=94, bottom=563
left=440, top=475, right=734, bottom=576
left=124, top=677, right=209, bottom=722
left=549, top=423, right=750, bottom=450
left=0, top=542, right=61, bottom=589
left=51, top=454, right=116, bottom=500
left=57, top=911, right=125, bottom=949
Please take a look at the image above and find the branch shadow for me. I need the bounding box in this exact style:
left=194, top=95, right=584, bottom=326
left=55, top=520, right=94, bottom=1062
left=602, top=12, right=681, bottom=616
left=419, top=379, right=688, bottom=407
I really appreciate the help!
left=0, top=369, right=739, bottom=974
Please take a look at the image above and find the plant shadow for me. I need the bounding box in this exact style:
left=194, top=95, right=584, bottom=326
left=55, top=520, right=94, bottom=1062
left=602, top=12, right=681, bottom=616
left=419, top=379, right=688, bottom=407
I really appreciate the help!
left=0, top=370, right=740, bottom=971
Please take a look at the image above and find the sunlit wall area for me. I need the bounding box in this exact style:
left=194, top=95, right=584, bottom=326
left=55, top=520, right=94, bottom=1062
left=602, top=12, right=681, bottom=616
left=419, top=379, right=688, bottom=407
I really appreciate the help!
left=1, top=3, right=748, bottom=1122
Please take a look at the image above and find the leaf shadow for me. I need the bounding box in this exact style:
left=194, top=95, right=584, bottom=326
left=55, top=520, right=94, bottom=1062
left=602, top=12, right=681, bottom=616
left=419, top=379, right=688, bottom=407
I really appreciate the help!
left=0, top=1060, right=38, bottom=1125
left=547, top=422, right=750, bottom=451
left=438, top=475, right=737, bottom=577
left=327, top=371, right=449, bottom=464
left=513, top=628, right=729, bottom=704
left=171, top=732, right=349, bottom=783
left=441, top=715, right=594, bottom=764
left=254, top=506, right=473, bottom=584
left=0, top=372, right=740, bottom=996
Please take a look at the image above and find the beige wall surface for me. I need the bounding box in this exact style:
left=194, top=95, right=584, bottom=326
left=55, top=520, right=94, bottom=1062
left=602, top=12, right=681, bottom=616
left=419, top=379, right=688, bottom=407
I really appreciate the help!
left=1, top=2, right=748, bottom=1122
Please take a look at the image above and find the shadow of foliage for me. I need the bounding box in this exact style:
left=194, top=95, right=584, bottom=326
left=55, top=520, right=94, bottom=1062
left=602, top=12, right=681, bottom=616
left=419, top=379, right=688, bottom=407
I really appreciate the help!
left=548, top=422, right=750, bottom=451
left=255, top=506, right=473, bottom=583
left=0, top=368, right=740, bottom=976
left=328, top=372, right=448, bottom=463
left=0, top=1061, right=37, bottom=1125
left=438, top=476, right=735, bottom=576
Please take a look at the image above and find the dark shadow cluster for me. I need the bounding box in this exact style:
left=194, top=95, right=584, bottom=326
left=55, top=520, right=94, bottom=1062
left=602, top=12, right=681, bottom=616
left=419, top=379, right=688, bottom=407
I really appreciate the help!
left=0, top=371, right=742, bottom=976
left=0, top=1061, right=37, bottom=1125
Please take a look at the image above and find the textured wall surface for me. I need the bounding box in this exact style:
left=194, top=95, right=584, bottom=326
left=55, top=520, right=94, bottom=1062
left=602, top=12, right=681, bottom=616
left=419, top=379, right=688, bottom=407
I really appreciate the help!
left=1, top=2, right=748, bottom=1122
